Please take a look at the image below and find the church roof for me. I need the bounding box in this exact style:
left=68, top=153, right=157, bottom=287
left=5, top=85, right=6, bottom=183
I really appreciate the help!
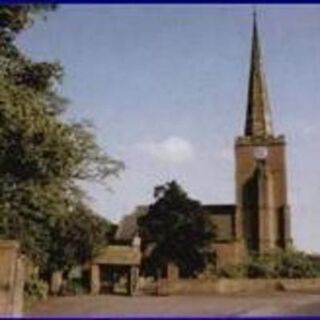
left=115, top=204, right=235, bottom=242
left=114, top=206, right=147, bottom=242
left=202, top=204, right=235, bottom=215
left=245, top=12, right=274, bottom=138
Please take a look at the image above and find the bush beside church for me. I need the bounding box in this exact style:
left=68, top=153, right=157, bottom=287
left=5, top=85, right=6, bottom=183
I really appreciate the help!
left=203, top=250, right=320, bottom=279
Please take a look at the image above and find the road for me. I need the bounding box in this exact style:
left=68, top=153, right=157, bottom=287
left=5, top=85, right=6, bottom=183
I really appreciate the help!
left=27, top=292, right=320, bottom=316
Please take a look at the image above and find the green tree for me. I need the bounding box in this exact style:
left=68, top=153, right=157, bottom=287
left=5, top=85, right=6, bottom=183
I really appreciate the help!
left=48, top=202, right=115, bottom=276
left=0, top=5, right=123, bottom=275
left=138, top=181, right=215, bottom=278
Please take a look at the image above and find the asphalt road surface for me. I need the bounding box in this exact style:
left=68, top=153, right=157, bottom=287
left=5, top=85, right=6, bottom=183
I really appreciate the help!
left=27, top=292, right=320, bottom=317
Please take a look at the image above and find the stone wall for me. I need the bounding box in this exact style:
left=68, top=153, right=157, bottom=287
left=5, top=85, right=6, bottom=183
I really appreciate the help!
left=213, top=241, right=244, bottom=268
left=159, top=278, right=320, bottom=296
left=0, top=240, right=25, bottom=316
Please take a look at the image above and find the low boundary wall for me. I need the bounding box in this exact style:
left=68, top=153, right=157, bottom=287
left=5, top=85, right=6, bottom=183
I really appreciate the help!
left=0, top=240, right=25, bottom=316
left=158, top=278, right=320, bottom=295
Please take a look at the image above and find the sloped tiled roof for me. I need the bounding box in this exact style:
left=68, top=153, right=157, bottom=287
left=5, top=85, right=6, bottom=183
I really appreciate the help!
left=114, top=206, right=148, bottom=241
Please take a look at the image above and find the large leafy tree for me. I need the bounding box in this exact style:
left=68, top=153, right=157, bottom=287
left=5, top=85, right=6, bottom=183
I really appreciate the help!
left=48, top=202, right=116, bottom=276
left=0, top=5, right=123, bottom=275
left=138, top=181, right=215, bottom=278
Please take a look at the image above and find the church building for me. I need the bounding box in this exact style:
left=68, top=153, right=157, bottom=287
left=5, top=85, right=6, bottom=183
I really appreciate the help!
left=115, top=13, right=293, bottom=268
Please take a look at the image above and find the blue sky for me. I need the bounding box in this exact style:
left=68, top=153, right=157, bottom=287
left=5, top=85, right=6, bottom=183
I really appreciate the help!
left=17, top=5, right=320, bottom=252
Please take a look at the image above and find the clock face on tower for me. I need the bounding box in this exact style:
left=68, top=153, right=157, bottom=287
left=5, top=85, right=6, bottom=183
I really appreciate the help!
left=253, top=146, right=269, bottom=160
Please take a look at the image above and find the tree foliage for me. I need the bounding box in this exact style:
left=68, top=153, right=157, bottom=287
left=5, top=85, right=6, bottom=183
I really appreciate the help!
left=48, top=202, right=115, bottom=275
left=0, top=5, right=123, bottom=275
left=138, top=181, right=215, bottom=278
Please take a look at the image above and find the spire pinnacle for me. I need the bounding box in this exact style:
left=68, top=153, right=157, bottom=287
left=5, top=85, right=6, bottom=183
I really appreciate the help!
left=244, top=12, right=273, bottom=137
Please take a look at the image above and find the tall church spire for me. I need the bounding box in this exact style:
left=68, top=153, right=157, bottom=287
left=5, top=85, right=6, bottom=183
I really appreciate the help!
left=244, top=11, right=273, bottom=137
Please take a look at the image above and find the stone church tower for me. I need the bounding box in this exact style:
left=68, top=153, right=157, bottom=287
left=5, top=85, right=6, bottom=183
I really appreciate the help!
left=235, top=13, right=292, bottom=255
